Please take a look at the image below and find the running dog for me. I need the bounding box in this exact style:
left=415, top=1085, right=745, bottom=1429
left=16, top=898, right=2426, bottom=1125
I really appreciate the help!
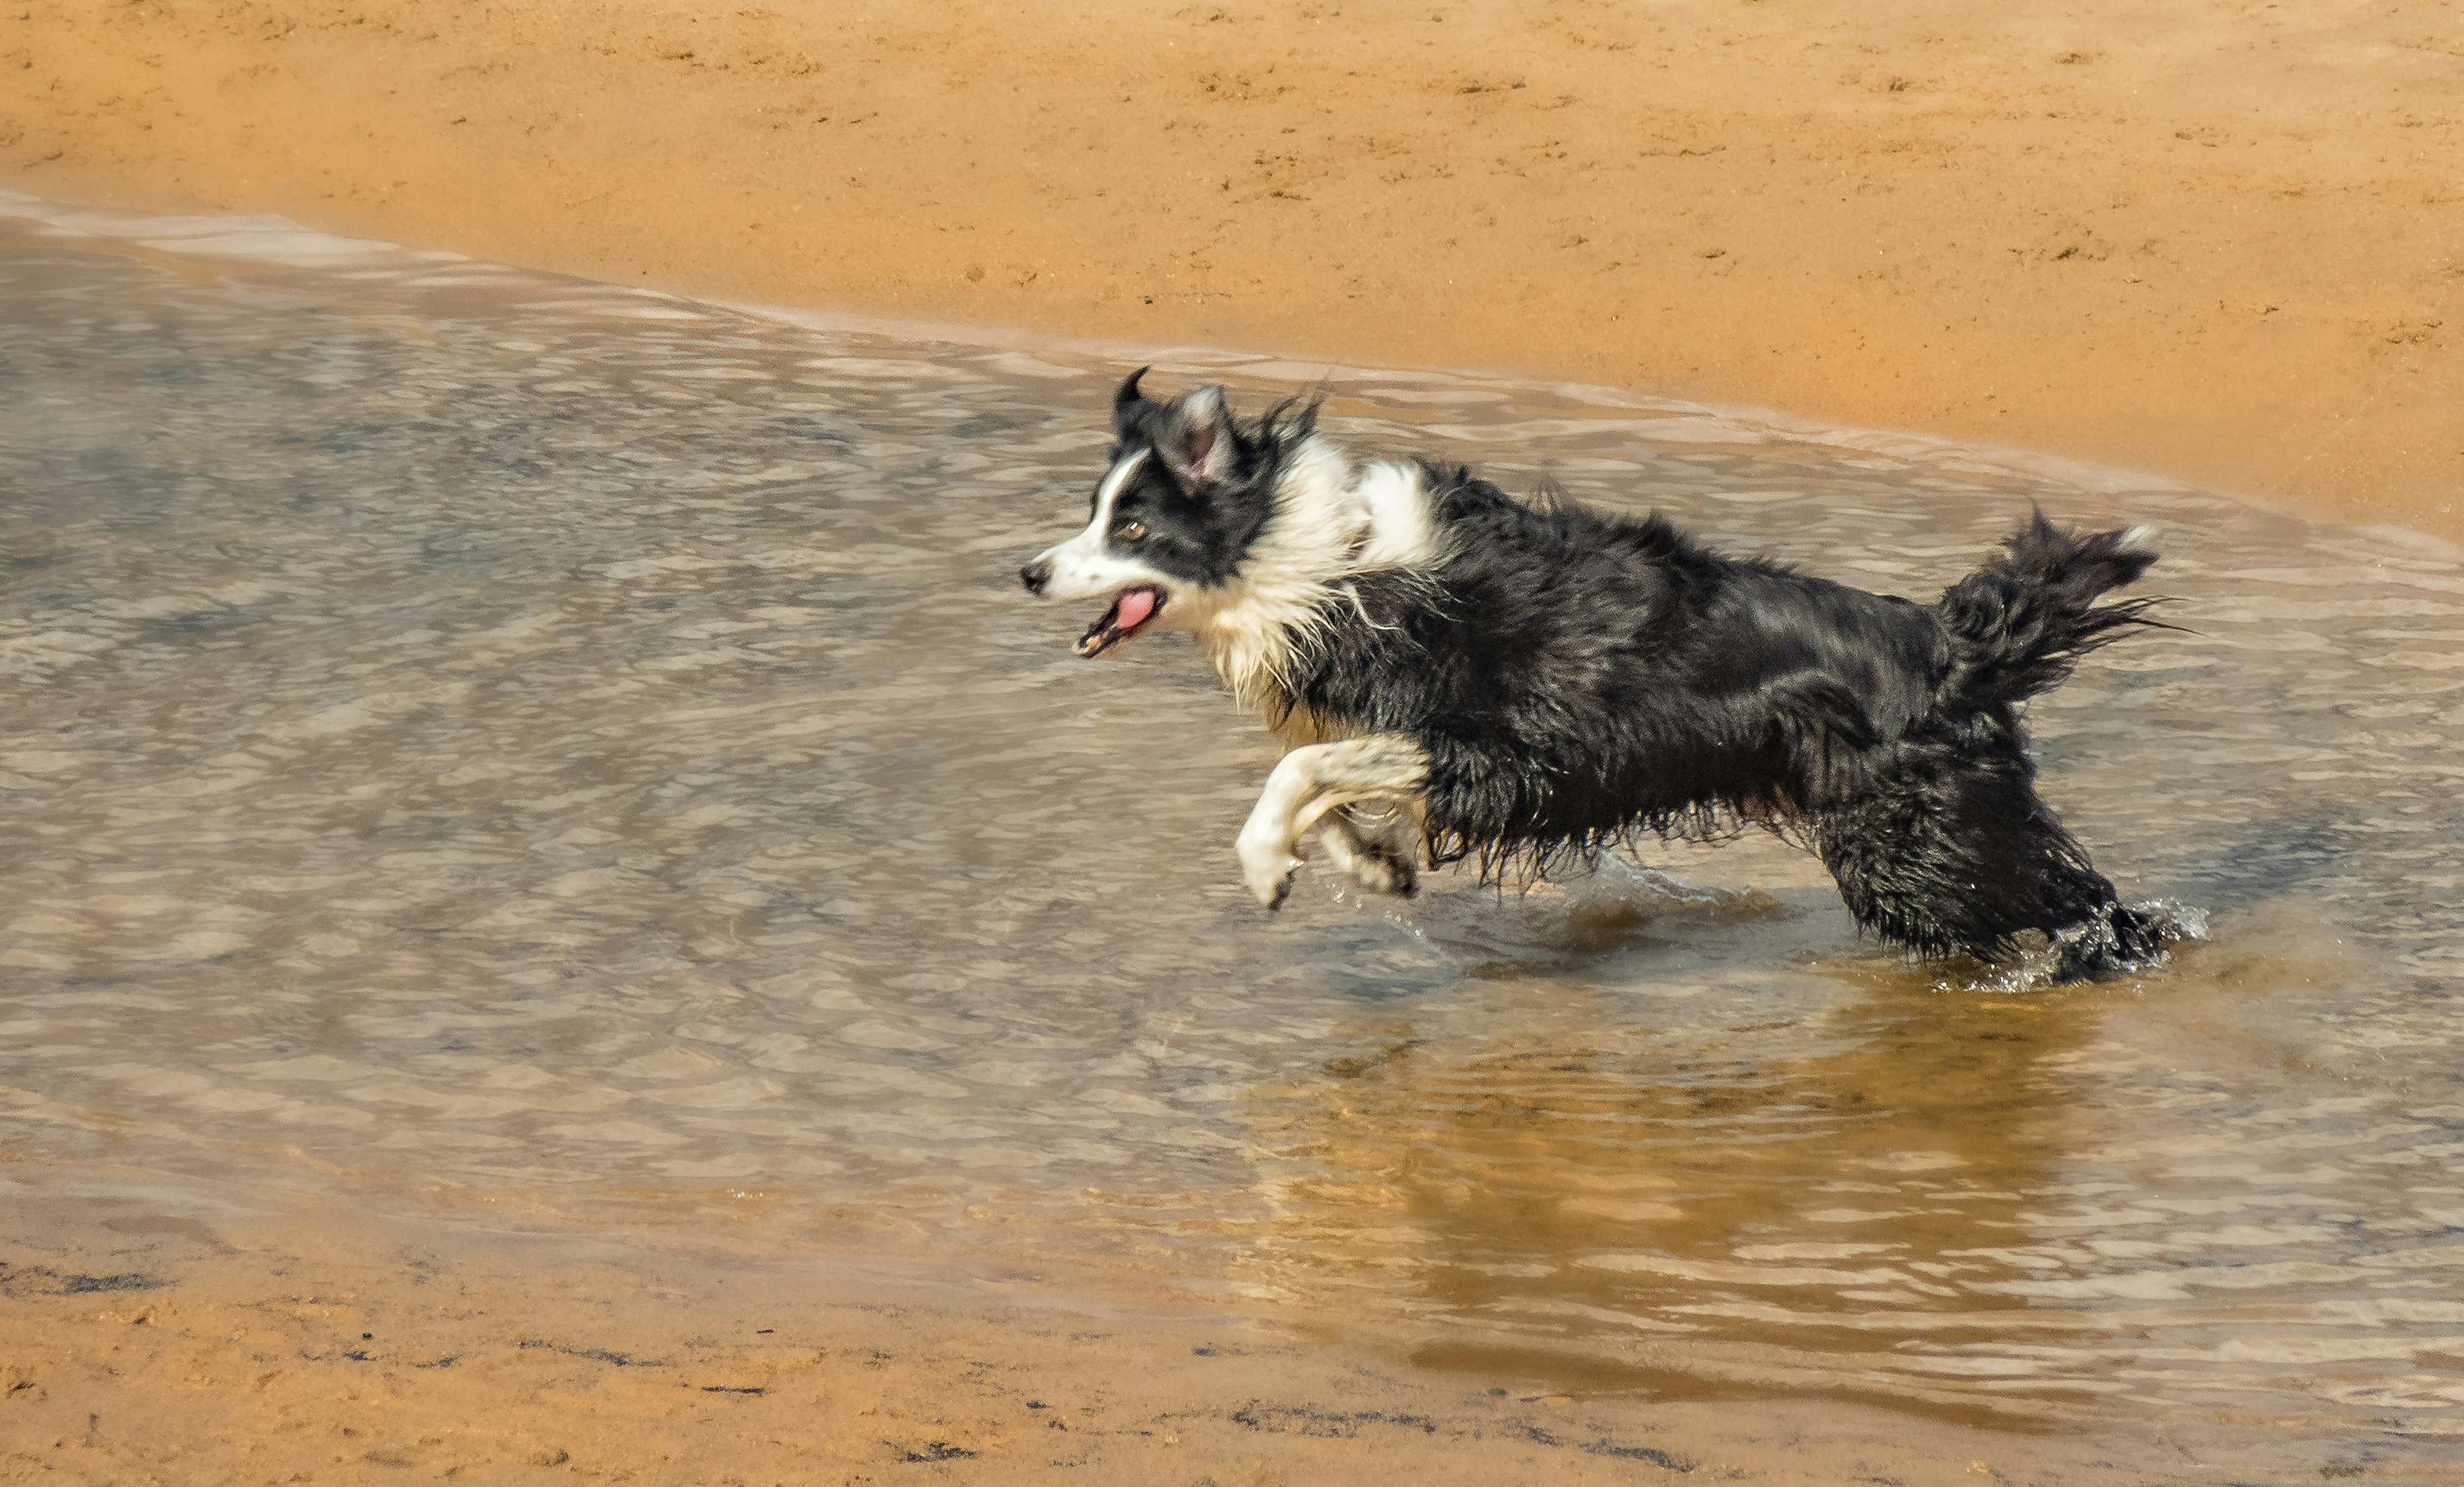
left=1019, top=372, right=2176, bottom=980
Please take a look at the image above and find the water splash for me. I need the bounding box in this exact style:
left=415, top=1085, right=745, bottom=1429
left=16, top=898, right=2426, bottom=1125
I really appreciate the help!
left=1947, top=898, right=2213, bottom=994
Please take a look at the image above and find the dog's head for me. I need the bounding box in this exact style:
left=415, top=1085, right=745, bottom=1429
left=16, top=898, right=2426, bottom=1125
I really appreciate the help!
left=1018, top=371, right=1304, bottom=657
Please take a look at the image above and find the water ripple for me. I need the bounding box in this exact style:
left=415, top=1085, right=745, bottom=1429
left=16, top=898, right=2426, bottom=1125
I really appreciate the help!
left=2, top=192, right=2462, bottom=1459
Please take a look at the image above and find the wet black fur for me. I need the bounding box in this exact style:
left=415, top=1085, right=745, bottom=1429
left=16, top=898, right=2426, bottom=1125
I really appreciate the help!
left=1075, top=376, right=2176, bottom=981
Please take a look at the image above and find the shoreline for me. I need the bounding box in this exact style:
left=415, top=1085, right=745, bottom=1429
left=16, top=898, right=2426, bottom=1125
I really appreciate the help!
left=7, top=182, right=2364, bottom=535
left=6, top=0, right=2458, bottom=541
left=7, top=182, right=2444, bottom=573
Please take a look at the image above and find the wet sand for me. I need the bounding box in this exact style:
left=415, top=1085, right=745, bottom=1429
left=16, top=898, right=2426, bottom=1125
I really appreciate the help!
left=4, top=0, right=2460, bottom=539
left=0, top=1161, right=2268, bottom=1487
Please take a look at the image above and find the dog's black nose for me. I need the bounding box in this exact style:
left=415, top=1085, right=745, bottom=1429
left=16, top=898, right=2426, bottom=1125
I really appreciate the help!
left=1019, top=559, right=1051, bottom=595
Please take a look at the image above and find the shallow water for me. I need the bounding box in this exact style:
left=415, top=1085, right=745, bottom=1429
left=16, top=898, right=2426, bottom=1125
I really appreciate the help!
left=5, top=193, right=2463, bottom=1464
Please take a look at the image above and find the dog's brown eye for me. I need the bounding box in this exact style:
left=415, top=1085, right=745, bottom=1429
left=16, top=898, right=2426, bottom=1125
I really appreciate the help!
left=1117, top=519, right=1147, bottom=541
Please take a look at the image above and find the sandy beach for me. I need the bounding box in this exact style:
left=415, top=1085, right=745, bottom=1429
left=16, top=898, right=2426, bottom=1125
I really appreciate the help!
left=4, top=0, right=2459, bottom=536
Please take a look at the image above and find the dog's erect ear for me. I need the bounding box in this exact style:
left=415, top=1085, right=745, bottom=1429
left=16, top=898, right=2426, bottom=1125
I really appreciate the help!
left=1111, top=366, right=1153, bottom=440
left=1156, top=385, right=1239, bottom=491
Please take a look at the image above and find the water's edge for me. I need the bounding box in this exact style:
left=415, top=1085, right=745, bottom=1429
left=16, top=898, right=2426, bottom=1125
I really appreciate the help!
left=10, top=184, right=2440, bottom=554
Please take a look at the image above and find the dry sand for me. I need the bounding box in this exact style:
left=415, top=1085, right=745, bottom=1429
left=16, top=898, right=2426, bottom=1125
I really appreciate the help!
left=4, top=0, right=2460, bottom=536
left=0, top=1162, right=2269, bottom=1487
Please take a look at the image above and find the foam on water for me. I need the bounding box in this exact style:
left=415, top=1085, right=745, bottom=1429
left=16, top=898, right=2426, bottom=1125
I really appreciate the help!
left=3, top=191, right=2462, bottom=1469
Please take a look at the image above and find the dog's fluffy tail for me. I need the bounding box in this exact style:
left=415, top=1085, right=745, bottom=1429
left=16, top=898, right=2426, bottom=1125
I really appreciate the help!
left=1934, top=510, right=2163, bottom=711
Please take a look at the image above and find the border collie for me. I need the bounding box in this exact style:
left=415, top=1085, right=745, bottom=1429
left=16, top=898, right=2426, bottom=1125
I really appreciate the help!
left=1020, top=373, right=2178, bottom=981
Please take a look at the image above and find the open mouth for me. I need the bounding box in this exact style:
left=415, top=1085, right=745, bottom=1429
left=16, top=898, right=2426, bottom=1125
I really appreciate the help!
left=1076, top=586, right=1165, bottom=659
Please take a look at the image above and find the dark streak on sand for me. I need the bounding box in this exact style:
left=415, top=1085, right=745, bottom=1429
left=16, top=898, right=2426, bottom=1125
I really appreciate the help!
left=517, top=1339, right=665, bottom=1368
left=1229, top=1402, right=1442, bottom=1438
left=0, top=1263, right=168, bottom=1297
left=1519, top=1423, right=1697, bottom=1471
left=1225, top=1402, right=1694, bottom=1471
left=899, top=1441, right=978, bottom=1462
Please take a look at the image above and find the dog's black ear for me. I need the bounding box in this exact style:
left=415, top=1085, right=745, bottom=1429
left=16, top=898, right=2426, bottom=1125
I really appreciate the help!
left=1111, top=367, right=1154, bottom=440
left=1156, top=385, right=1239, bottom=491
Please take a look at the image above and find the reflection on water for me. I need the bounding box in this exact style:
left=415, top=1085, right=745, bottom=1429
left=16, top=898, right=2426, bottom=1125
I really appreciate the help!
left=1233, top=900, right=2408, bottom=1424
left=3, top=192, right=2462, bottom=1460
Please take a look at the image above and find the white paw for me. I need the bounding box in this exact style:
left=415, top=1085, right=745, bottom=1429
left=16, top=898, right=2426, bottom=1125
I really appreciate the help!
left=1237, top=828, right=1302, bottom=911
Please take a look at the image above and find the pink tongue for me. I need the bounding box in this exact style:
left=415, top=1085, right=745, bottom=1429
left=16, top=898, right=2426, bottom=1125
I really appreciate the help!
left=1113, top=587, right=1158, bottom=630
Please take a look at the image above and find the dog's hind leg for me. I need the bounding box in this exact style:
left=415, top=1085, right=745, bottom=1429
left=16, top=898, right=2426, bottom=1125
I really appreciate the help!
left=1313, top=803, right=1422, bottom=899
left=1237, top=735, right=1429, bottom=909
left=1814, top=737, right=2162, bottom=979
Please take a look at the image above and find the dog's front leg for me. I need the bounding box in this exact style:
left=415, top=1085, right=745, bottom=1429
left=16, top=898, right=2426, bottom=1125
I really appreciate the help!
left=1314, top=804, right=1421, bottom=899
left=1236, top=734, right=1430, bottom=909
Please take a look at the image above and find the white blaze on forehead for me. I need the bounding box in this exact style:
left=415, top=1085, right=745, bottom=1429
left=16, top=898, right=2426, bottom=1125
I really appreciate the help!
left=1092, top=448, right=1150, bottom=525
left=1029, top=448, right=1176, bottom=604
